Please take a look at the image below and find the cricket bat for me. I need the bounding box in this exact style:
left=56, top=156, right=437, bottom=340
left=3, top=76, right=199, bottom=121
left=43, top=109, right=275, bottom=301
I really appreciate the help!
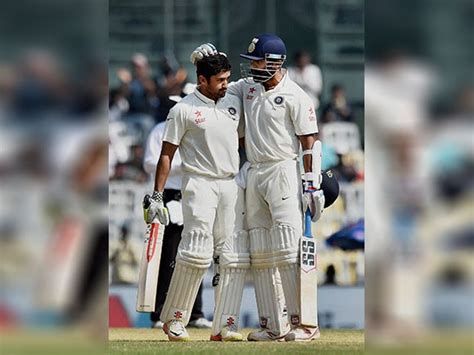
left=299, top=209, right=318, bottom=326
left=136, top=196, right=165, bottom=312
left=299, top=140, right=322, bottom=327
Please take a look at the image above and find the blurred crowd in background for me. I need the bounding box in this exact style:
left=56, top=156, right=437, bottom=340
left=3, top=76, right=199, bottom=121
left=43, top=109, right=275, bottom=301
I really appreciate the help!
left=0, top=0, right=472, bottom=353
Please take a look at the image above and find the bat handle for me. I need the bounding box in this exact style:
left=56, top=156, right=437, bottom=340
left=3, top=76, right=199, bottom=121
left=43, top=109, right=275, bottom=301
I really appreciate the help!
left=304, top=209, right=312, bottom=238
left=143, top=194, right=151, bottom=209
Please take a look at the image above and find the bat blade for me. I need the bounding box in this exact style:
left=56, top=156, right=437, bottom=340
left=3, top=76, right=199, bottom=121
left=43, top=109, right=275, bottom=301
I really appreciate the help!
left=299, top=210, right=318, bottom=327
left=136, top=221, right=164, bottom=313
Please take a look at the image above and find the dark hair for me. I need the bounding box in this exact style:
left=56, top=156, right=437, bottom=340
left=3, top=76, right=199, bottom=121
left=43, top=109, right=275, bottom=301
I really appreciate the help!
left=331, top=83, right=344, bottom=93
left=293, top=50, right=310, bottom=62
left=196, top=54, right=231, bottom=81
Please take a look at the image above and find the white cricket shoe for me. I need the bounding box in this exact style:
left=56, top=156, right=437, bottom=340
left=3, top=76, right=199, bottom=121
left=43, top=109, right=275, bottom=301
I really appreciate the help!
left=285, top=325, right=320, bottom=342
left=188, top=317, right=212, bottom=329
left=247, top=328, right=289, bottom=342
left=163, top=320, right=190, bottom=341
left=151, top=320, right=164, bottom=329
left=210, top=326, right=243, bottom=342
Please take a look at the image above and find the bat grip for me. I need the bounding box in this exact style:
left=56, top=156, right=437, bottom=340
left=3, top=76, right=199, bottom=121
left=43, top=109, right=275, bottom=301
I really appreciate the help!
left=304, top=209, right=312, bottom=238
left=143, top=194, right=151, bottom=208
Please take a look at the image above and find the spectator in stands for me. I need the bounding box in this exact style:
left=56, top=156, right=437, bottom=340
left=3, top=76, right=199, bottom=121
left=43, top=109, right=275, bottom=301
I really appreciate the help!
left=143, top=94, right=211, bottom=330
left=322, top=84, right=354, bottom=123
left=288, top=51, right=323, bottom=110
left=154, top=57, right=188, bottom=122
left=118, top=53, right=159, bottom=116
left=110, top=223, right=139, bottom=285
left=324, top=265, right=337, bottom=285
left=111, top=144, right=148, bottom=183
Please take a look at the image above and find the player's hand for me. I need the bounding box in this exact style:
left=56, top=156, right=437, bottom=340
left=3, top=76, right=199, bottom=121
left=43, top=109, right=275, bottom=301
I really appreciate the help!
left=303, top=181, right=325, bottom=222
left=143, top=192, right=170, bottom=225
left=190, top=43, right=227, bottom=65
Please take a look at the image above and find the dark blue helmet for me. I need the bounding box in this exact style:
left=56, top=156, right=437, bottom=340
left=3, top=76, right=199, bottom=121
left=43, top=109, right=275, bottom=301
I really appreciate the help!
left=240, top=33, right=287, bottom=61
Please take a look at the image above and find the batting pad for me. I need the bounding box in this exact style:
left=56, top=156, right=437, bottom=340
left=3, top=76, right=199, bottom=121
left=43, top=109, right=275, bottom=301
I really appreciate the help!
left=279, top=263, right=300, bottom=325
left=160, top=261, right=206, bottom=325
left=271, top=224, right=299, bottom=267
left=249, top=228, right=288, bottom=335
left=176, top=230, right=214, bottom=268
left=211, top=267, right=246, bottom=335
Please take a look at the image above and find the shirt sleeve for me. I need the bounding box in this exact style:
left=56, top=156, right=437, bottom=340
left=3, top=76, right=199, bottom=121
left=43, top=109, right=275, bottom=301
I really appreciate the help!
left=291, top=89, right=319, bottom=136
left=163, top=104, right=187, bottom=146
left=237, top=100, right=245, bottom=139
left=227, top=79, right=245, bottom=100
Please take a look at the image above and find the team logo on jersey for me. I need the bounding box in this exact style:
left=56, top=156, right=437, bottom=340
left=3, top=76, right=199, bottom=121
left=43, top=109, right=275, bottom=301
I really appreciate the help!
left=248, top=38, right=259, bottom=53
left=274, top=96, right=284, bottom=105
left=228, top=107, right=237, bottom=116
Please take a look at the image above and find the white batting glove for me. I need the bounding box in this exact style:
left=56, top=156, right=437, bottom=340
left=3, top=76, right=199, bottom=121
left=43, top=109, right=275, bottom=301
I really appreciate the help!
left=190, top=43, right=227, bottom=65
left=302, top=181, right=325, bottom=222
left=143, top=191, right=170, bottom=225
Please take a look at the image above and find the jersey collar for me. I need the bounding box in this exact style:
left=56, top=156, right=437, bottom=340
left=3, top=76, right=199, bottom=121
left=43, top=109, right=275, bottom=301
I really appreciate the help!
left=194, top=87, right=217, bottom=105
left=262, top=69, right=288, bottom=94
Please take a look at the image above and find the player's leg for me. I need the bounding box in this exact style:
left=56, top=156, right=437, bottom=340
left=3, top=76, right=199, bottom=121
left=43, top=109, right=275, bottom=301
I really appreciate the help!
left=151, top=220, right=182, bottom=328
left=160, top=175, right=217, bottom=341
left=246, top=167, right=289, bottom=341
left=266, top=160, right=319, bottom=341
left=211, top=182, right=248, bottom=341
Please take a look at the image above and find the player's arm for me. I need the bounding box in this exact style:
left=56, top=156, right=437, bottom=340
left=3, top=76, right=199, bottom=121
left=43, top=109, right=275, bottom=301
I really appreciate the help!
left=143, top=142, right=177, bottom=226
left=153, top=142, right=178, bottom=192
left=144, top=104, right=185, bottom=225
left=299, top=134, right=317, bottom=174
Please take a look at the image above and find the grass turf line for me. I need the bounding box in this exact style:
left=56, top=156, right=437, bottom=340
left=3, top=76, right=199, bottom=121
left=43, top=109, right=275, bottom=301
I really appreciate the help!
left=109, top=328, right=364, bottom=354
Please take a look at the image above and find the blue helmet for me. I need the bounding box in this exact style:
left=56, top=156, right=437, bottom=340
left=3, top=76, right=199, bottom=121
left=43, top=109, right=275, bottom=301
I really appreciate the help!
left=240, top=33, right=287, bottom=61
left=240, top=34, right=287, bottom=83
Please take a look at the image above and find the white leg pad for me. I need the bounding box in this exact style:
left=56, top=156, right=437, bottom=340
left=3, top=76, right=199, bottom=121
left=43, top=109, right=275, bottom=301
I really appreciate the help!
left=271, top=224, right=299, bottom=266
left=279, top=263, right=301, bottom=326
left=271, top=224, right=301, bottom=326
left=160, top=230, right=212, bottom=325
left=211, top=267, right=246, bottom=335
left=249, top=228, right=288, bottom=335
left=159, top=261, right=206, bottom=324
left=212, top=229, right=249, bottom=335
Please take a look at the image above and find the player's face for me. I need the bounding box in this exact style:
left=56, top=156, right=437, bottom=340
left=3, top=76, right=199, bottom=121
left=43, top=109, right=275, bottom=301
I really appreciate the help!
left=250, top=59, right=266, bottom=69
left=204, top=70, right=230, bottom=99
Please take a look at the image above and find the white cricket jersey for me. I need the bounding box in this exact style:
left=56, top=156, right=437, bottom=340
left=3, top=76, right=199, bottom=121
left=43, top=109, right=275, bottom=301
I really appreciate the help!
left=162, top=89, right=243, bottom=178
left=144, top=122, right=183, bottom=190
left=227, top=72, right=318, bottom=164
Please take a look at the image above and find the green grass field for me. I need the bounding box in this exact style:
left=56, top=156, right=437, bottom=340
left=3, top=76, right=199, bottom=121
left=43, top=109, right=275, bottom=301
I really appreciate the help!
left=109, top=328, right=364, bottom=354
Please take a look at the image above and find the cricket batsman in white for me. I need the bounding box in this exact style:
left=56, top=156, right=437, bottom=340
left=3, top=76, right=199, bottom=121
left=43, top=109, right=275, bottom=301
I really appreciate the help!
left=191, top=34, right=325, bottom=341
left=143, top=54, right=249, bottom=341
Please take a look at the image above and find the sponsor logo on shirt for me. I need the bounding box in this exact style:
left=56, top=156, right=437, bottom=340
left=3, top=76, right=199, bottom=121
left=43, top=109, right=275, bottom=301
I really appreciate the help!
left=194, top=110, right=206, bottom=124
left=308, top=107, right=316, bottom=122
left=246, top=87, right=256, bottom=100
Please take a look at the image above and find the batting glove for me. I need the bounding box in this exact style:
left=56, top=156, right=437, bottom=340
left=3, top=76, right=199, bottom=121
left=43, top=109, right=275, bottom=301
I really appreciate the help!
left=302, top=181, right=325, bottom=222
left=143, top=191, right=170, bottom=225
left=190, top=43, right=227, bottom=65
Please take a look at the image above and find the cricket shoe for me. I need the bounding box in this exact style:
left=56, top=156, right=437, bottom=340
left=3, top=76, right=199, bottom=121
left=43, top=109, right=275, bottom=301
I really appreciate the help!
left=285, top=325, right=320, bottom=342
left=247, top=328, right=289, bottom=342
left=151, top=320, right=164, bottom=329
left=188, top=317, right=212, bottom=329
left=163, top=320, right=190, bottom=341
left=210, top=326, right=243, bottom=342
